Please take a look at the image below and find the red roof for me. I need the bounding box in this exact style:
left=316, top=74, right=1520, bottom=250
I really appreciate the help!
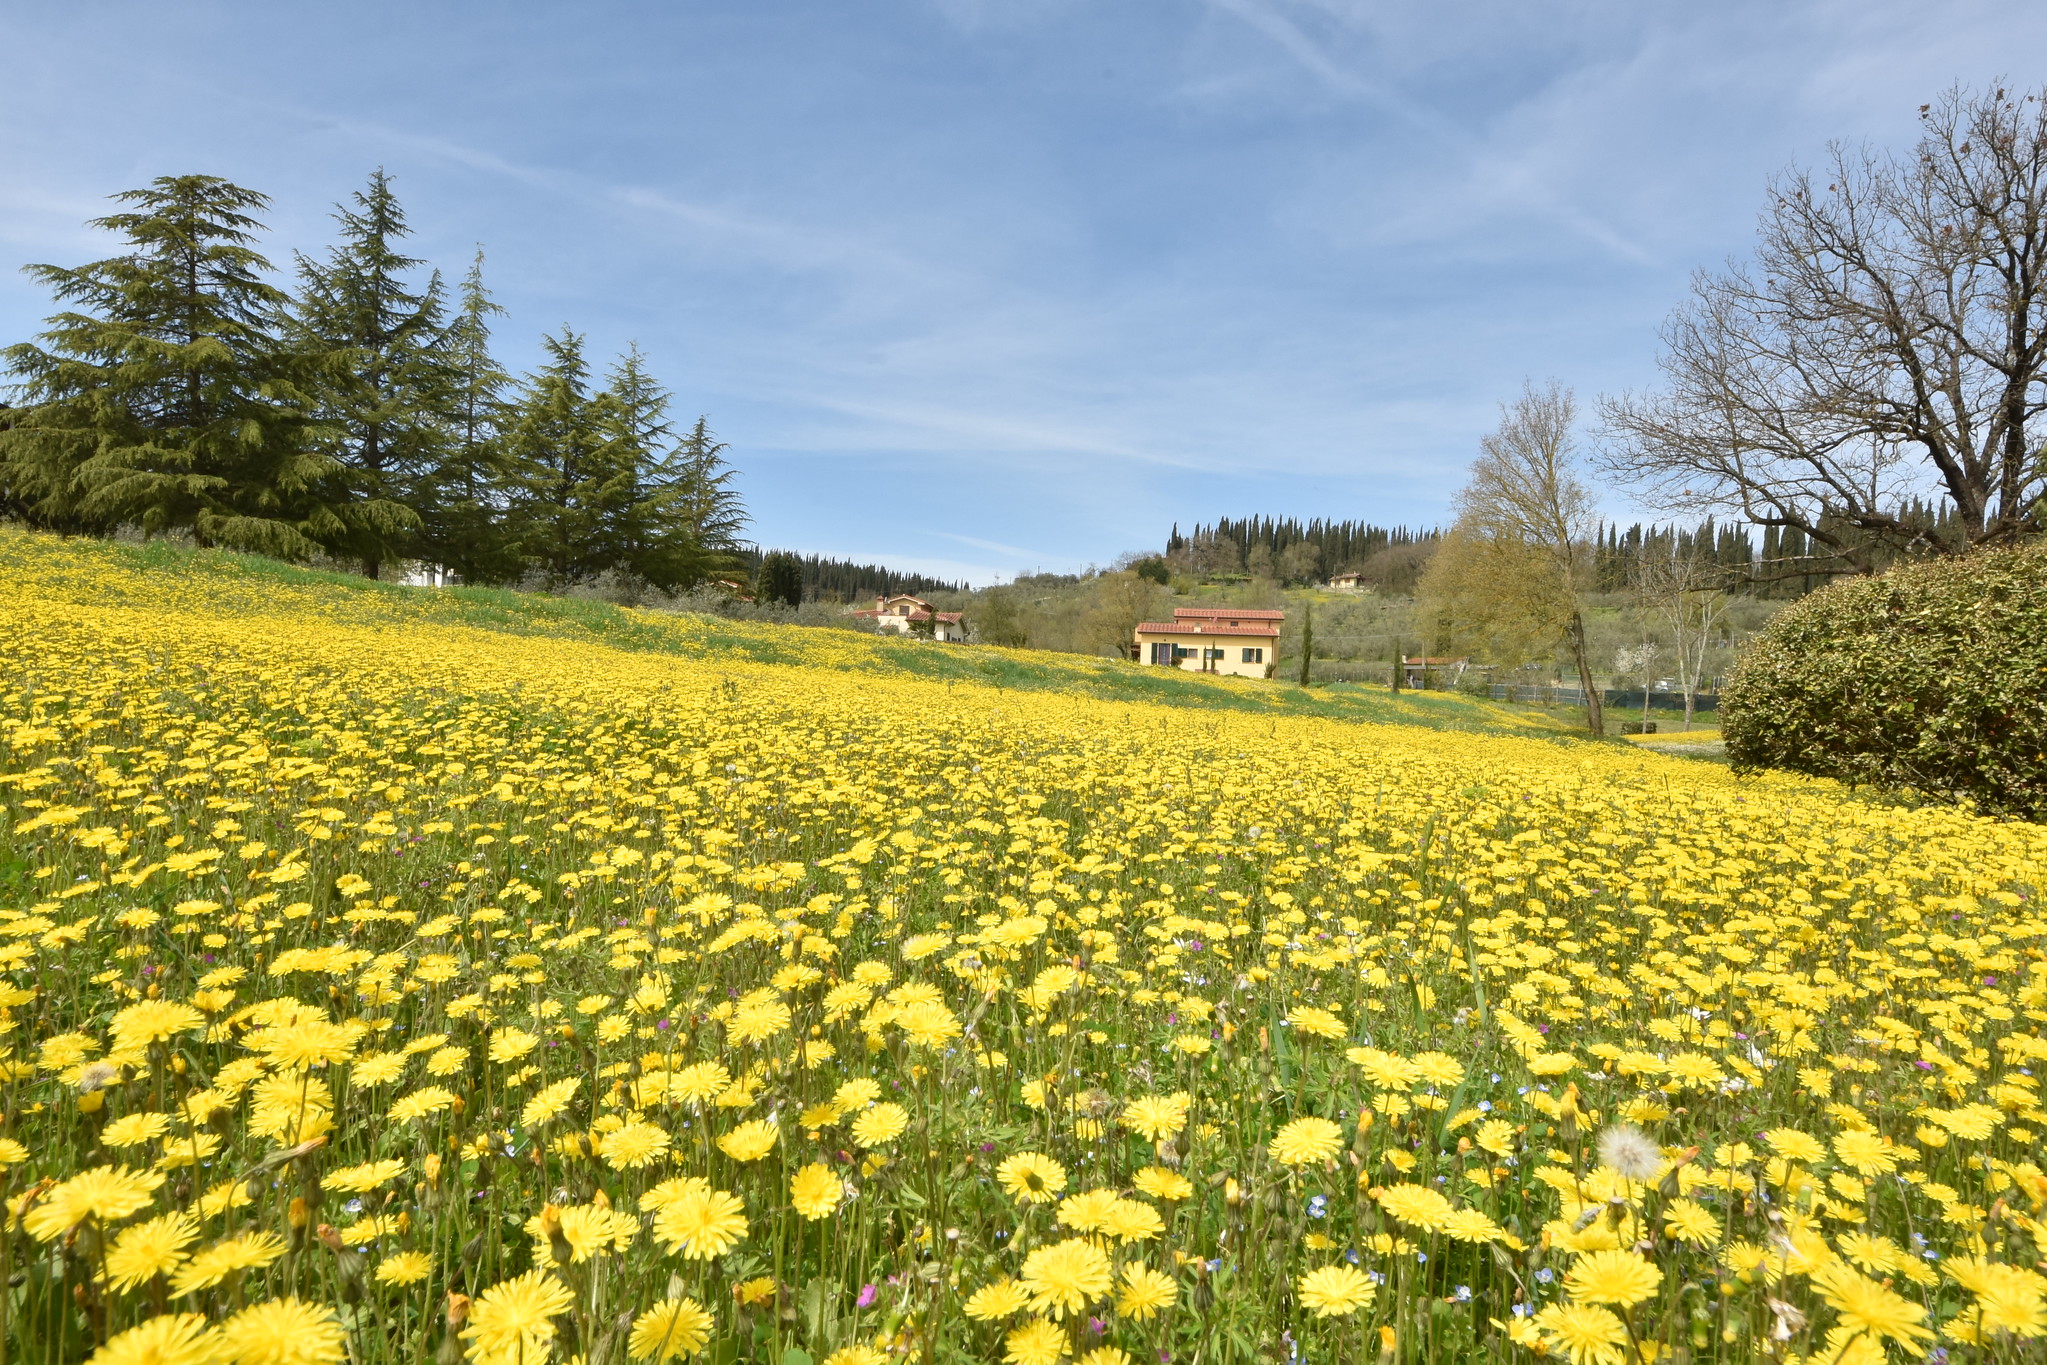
left=1172, top=606, right=1284, bottom=621
left=1134, top=621, right=1280, bottom=638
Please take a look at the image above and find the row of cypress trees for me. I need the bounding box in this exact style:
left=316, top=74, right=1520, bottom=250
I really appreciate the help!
left=0, top=173, right=747, bottom=590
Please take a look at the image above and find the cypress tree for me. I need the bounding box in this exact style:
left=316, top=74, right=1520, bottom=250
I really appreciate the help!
left=0, top=176, right=329, bottom=553
left=757, top=550, right=803, bottom=607
left=288, top=169, right=449, bottom=578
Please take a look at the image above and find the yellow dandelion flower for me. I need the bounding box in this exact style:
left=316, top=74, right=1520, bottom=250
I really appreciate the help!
left=376, top=1251, right=434, bottom=1286
left=822, top=1348, right=888, bottom=1365
left=109, top=1000, right=206, bottom=1050
left=25, top=1165, right=165, bottom=1240
left=1131, top=1166, right=1193, bottom=1202
left=463, top=1270, right=575, bottom=1365
left=82, top=1314, right=219, bottom=1365
left=789, top=1163, right=843, bottom=1220
left=998, top=1151, right=1068, bottom=1205
left=1115, top=1265, right=1178, bottom=1321
left=1004, top=1318, right=1067, bottom=1365
left=101, top=1112, right=172, bottom=1149
left=1762, top=1128, right=1825, bottom=1163
left=171, top=1232, right=288, bottom=1296
left=1019, top=1237, right=1113, bottom=1319
left=628, top=1297, right=714, bottom=1362
left=1297, top=1264, right=1377, bottom=1318
left=965, top=1279, right=1033, bottom=1321
left=325, top=1159, right=407, bottom=1193
left=849, top=1102, right=908, bottom=1148
left=1268, top=1116, right=1343, bottom=1167
left=218, top=1298, right=347, bottom=1365
left=1564, top=1250, right=1661, bottom=1308
left=717, top=1118, right=778, bottom=1163
left=487, top=1028, right=539, bottom=1064
left=1120, top=1093, right=1191, bottom=1141
left=1533, top=1302, right=1629, bottom=1365
left=104, top=1212, right=199, bottom=1292
left=652, top=1187, right=748, bottom=1260
left=600, top=1119, right=672, bottom=1170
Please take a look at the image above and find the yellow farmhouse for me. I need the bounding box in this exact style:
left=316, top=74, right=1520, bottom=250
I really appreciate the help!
left=1133, top=606, right=1281, bottom=678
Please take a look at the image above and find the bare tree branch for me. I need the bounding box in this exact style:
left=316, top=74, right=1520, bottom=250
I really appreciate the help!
left=1600, top=84, right=2047, bottom=575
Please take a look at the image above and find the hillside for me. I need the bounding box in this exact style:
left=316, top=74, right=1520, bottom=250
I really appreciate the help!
left=0, top=529, right=1584, bottom=741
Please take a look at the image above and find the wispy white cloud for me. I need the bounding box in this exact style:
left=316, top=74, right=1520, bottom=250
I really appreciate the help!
left=1202, top=0, right=1654, bottom=263
left=934, top=531, right=1052, bottom=562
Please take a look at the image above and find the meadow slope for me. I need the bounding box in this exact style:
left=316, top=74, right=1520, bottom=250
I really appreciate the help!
left=1, top=530, right=2044, bottom=1365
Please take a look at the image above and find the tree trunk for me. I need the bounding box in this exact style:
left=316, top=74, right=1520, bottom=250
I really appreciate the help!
left=1567, top=611, right=1604, bottom=736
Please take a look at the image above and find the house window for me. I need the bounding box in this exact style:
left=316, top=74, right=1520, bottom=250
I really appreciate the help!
left=1203, top=648, right=1224, bottom=660
left=1149, top=642, right=1175, bottom=665
left=1172, top=645, right=1192, bottom=660
left=1241, top=647, right=1263, bottom=664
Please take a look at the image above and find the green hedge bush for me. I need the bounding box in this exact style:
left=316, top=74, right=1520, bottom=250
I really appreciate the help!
left=1723, top=542, right=2047, bottom=818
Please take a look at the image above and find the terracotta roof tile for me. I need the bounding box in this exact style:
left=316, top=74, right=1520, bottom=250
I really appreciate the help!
left=1134, top=621, right=1280, bottom=637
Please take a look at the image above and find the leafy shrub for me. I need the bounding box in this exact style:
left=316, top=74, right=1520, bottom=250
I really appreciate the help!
left=1723, top=542, right=2047, bottom=817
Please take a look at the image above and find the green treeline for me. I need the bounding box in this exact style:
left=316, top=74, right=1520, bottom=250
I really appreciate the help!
left=1177, top=510, right=1941, bottom=602
left=1166, top=517, right=1440, bottom=591
left=732, top=549, right=964, bottom=604
left=0, top=173, right=746, bottom=590
left=1590, top=507, right=1964, bottom=597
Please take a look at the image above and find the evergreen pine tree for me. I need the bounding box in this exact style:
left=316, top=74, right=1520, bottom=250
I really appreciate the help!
left=503, top=328, right=627, bottom=585
left=592, top=352, right=750, bottom=593
left=288, top=169, right=449, bottom=578
left=673, top=417, right=747, bottom=579
left=599, top=345, right=700, bottom=591
left=416, top=250, right=520, bottom=584
left=0, top=176, right=330, bottom=552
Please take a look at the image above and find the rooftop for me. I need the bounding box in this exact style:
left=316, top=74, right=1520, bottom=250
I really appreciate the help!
left=1135, top=620, right=1281, bottom=637
left=1172, top=606, right=1284, bottom=621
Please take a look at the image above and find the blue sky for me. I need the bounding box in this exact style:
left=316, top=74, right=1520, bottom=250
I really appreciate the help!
left=3, top=2, right=2043, bottom=584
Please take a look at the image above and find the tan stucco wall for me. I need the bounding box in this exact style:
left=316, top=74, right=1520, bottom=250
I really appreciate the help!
left=1134, top=631, right=1274, bottom=679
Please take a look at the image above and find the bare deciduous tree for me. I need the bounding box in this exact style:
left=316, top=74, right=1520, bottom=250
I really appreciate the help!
left=1601, top=85, right=2047, bottom=577
left=1432, top=381, right=1604, bottom=735
left=1629, top=548, right=1727, bottom=731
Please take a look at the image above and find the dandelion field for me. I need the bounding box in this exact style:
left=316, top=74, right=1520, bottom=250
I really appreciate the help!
left=3, top=533, right=2047, bottom=1365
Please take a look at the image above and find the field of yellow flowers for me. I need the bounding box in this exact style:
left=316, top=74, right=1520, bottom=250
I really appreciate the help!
left=2, top=530, right=2046, bottom=1365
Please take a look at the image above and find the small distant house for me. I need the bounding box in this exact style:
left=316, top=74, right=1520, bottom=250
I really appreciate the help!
left=1403, top=655, right=1468, bottom=688
left=851, top=593, right=967, bottom=642
left=1327, top=572, right=1365, bottom=592
left=1133, top=606, right=1282, bottom=678
left=399, top=564, right=459, bottom=588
